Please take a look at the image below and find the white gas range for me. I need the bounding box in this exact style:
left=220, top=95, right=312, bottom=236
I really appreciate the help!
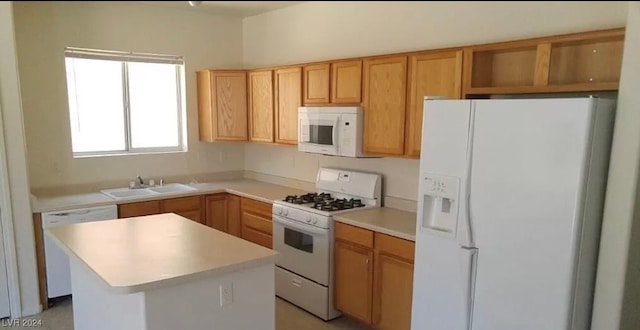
left=272, top=168, right=382, bottom=321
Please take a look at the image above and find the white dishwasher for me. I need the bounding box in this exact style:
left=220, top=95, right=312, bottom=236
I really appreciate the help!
left=42, top=205, right=118, bottom=298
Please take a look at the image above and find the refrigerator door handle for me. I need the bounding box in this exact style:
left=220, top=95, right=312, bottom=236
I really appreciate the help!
left=459, top=247, right=478, bottom=330
left=457, top=102, right=476, bottom=248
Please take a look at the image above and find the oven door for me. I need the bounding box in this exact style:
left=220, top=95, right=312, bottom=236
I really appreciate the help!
left=298, top=116, right=339, bottom=155
left=273, top=215, right=330, bottom=286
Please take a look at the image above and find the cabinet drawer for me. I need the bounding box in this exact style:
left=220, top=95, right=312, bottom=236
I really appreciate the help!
left=242, top=226, right=273, bottom=249
left=242, top=212, right=272, bottom=235
left=241, top=198, right=272, bottom=218
left=375, top=233, right=415, bottom=262
left=163, top=196, right=201, bottom=212
left=335, top=222, right=374, bottom=248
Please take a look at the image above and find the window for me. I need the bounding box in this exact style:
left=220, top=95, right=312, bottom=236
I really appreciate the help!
left=64, top=47, right=186, bottom=157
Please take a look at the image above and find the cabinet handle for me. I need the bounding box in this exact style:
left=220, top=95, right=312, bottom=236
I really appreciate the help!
left=365, top=258, right=370, bottom=271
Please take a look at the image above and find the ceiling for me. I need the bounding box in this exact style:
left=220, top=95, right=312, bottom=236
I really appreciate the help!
left=145, top=1, right=305, bottom=17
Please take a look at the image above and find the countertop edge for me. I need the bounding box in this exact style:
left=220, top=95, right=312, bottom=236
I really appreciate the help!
left=333, top=216, right=416, bottom=242
left=46, top=228, right=279, bottom=294
left=32, top=180, right=309, bottom=213
left=108, top=254, right=279, bottom=294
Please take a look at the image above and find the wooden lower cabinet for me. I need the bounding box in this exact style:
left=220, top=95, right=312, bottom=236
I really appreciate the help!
left=119, top=196, right=203, bottom=223
left=334, top=223, right=415, bottom=329
left=372, top=253, right=414, bottom=329
left=334, top=240, right=374, bottom=324
left=240, top=197, right=273, bottom=248
left=163, top=196, right=203, bottom=223
left=205, top=194, right=228, bottom=231
left=226, top=194, right=242, bottom=237
left=118, top=200, right=161, bottom=218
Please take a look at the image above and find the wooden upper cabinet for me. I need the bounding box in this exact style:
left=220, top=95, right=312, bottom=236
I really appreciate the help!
left=362, top=56, right=408, bottom=156
left=274, top=67, right=302, bottom=145
left=463, top=28, right=624, bottom=96
left=405, top=51, right=463, bottom=158
left=331, top=60, right=362, bottom=104
left=248, top=70, right=275, bottom=143
left=303, top=64, right=330, bottom=104
left=197, top=70, right=248, bottom=142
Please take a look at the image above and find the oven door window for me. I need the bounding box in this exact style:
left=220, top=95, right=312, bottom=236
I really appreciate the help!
left=301, top=123, right=333, bottom=146
left=284, top=227, right=313, bottom=253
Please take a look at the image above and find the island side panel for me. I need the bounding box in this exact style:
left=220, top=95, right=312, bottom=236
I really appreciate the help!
left=70, top=258, right=147, bottom=330
left=144, top=263, right=276, bottom=330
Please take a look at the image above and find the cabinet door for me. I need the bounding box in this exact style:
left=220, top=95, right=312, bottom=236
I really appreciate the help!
left=334, top=240, right=374, bottom=324
left=175, top=210, right=202, bottom=223
left=362, top=56, right=408, bottom=156
left=331, top=60, right=362, bottom=104
left=372, top=253, right=414, bottom=330
left=303, top=63, right=330, bottom=104
left=248, top=70, right=274, bottom=143
left=274, top=67, right=302, bottom=145
left=163, top=196, right=203, bottom=224
left=197, top=70, right=248, bottom=142
left=118, top=201, right=161, bottom=218
left=226, top=194, right=242, bottom=237
left=406, top=51, right=462, bottom=157
left=205, top=194, right=228, bottom=232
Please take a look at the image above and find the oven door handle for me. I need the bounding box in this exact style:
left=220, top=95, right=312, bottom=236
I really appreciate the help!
left=273, top=215, right=328, bottom=236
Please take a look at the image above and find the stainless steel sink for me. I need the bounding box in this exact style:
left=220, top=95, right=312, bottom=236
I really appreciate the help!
left=100, top=183, right=196, bottom=200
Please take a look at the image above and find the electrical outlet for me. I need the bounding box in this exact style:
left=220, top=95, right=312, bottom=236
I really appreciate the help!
left=219, top=282, right=233, bottom=307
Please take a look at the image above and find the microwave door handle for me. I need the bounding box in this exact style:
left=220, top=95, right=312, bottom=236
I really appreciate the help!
left=332, top=117, right=339, bottom=151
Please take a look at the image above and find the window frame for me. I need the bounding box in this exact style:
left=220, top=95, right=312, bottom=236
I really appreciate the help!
left=64, top=47, right=186, bottom=158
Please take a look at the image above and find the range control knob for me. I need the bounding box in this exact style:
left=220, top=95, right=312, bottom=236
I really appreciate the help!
left=283, top=209, right=289, bottom=216
left=277, top=207, right=283, bottom=215
left=306, top=216, right=312, bottom=223
left=312, top=218, right=318, bottom=224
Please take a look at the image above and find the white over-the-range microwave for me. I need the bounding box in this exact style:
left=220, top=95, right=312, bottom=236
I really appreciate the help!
left=298, top=106, right=373, bottom=157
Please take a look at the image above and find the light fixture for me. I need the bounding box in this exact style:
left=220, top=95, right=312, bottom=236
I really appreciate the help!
left=188, top=1, right=202, bottom=7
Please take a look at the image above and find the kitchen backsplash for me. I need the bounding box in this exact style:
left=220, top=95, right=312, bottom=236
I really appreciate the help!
left=244, top=143, right=420, bottom=205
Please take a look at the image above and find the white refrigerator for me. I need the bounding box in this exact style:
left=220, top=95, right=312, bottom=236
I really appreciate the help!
left=411, top=97, right=615, bottom=330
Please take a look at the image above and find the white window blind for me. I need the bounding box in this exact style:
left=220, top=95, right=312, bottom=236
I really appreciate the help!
left=64, top=47, right=186, bottom=157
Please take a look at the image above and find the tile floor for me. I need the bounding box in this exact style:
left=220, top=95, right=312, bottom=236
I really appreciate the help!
left=7, top=296, right=372, bottom=330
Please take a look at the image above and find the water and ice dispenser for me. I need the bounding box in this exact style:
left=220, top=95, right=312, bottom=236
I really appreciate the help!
left=420, top=174, right=460, bottom=237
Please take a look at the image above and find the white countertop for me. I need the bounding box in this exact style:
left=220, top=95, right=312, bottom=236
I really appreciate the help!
left=33, top=179, right=311, bottom=213
left=46, top=213, right=279, bottom=294
left=334, top=207, right=417, bottom=241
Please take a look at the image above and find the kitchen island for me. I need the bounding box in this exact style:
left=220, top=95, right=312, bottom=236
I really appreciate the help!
left=46, top=213, right=279, bottom=330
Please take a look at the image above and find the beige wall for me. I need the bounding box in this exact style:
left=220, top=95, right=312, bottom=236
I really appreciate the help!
left=13, top=1, right=245, bottom=190
left=245, top=144, right=420, bottom=203
left=0, top=2, right=40, bottom=316
left=593, top=3, right=640, bottom=329
left=243, top=1, right=627, bottom=67
left=242, top=1, right=627, bottom=203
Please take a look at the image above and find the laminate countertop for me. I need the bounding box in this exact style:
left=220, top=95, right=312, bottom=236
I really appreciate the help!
left=32, top=179, right=311, bottom=213
left=46, top=213, right=279, bottom=293
left=334, top=207, right=417, bottom=241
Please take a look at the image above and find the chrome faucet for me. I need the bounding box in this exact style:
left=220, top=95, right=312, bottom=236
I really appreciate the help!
left=136, top=175, right=144, bottom=186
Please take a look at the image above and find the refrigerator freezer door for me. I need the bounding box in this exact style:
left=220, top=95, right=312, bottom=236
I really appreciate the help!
left=417, top=99, right=473, bottom=246
left=468, top=98, right=595, bottom=330
left=411, top=234, right=477, bottom=330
